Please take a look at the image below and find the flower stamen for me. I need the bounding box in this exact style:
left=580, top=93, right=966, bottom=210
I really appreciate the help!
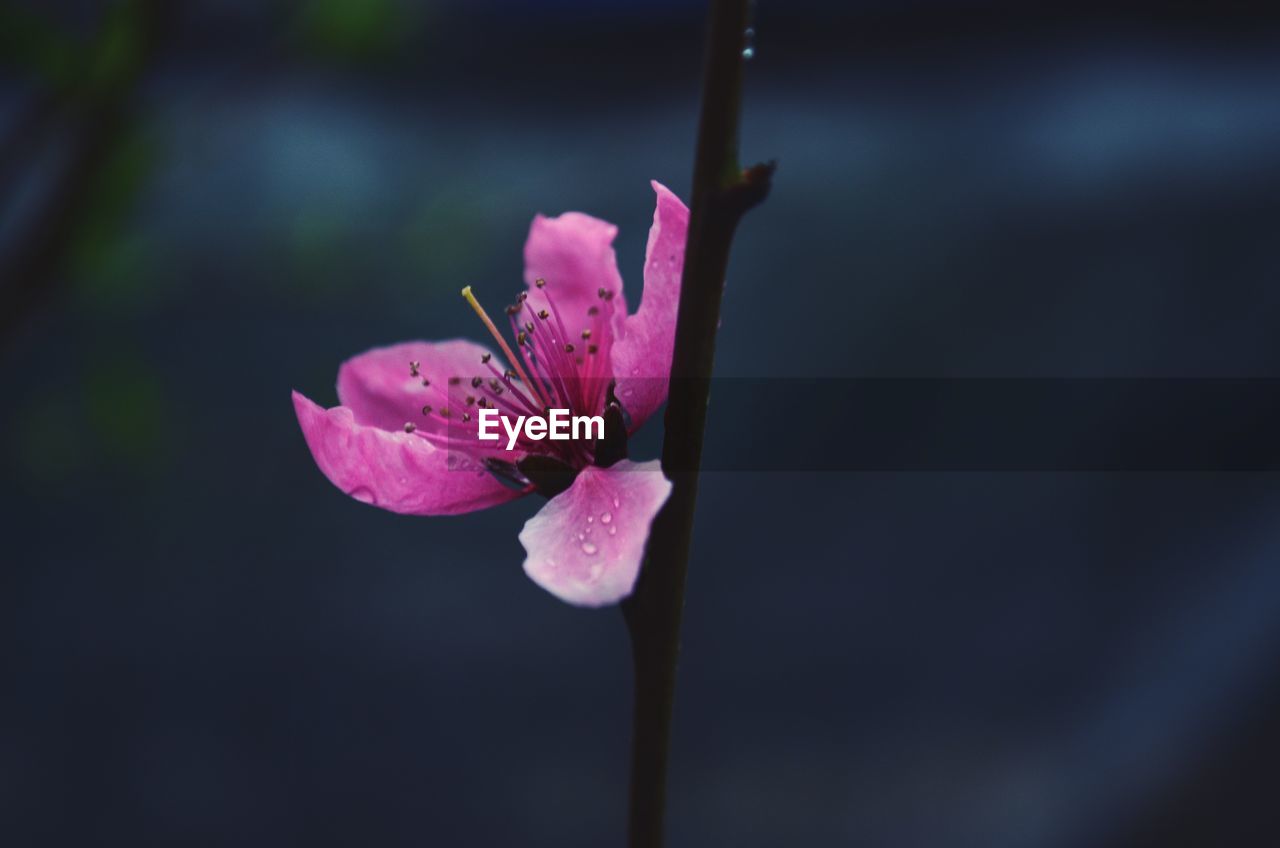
left=461, top=286, right=552, bottom=410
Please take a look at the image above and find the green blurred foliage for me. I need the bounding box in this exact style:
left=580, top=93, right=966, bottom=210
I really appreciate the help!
left=85, top=354, right=169, bottom=472
left=83, top=1, right=148, bottom=97
left=402, top=191, right=488, bottom=284
left=70, top=125, right=160, bottom=310
left=0, top=0, right=150, bottom=95
left=10, top=352, right=169, bottom=485
left=0, top=3, right=80, bottom=90
left=296, top=0, right=424, bottom=63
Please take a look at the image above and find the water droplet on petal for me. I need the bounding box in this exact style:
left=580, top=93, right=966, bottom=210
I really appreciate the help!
left=587, top=515, right=594, bottom=523
left=613, top=497, right=621, bottom=509
left=349, top=486, right=376, bottom=505
left=581, top=541, right=598, bottom=555
left=600, top=511, right=612, bottom=524
left=608, top=526, right=617, bottom=536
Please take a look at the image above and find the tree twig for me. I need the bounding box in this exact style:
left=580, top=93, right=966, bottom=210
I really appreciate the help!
left=621, top=1, right=774, bottom=845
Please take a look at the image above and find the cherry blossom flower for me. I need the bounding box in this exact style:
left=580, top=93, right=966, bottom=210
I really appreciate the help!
left=292, top=182, right=689, bottom=606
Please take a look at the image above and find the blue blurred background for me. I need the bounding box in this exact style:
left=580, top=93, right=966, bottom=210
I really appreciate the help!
left=3, top=1, right=1280, bottom=845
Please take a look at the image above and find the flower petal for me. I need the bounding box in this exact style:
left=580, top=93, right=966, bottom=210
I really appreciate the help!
left=518, top=459, right=672, bottom=606
left=523, top=209, right=627, bottom=353
left=610, top=181, right=690, bottom=429
left=336, top=339, right=502, bottom=436
left=293, top=391, right=520, bottom=516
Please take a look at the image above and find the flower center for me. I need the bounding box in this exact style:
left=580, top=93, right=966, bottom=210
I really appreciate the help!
left=410, top=279, right=617, bottom=464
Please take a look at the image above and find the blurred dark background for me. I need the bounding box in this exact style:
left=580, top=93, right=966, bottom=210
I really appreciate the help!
left=3, top=0, right=1280, bottom=845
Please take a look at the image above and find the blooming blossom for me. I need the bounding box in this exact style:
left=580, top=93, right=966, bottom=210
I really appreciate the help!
left=292, top=182, right=689, bottom=606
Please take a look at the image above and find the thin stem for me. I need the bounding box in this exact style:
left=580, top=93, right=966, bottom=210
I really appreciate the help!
left=621, top=1, right=774, bottom=846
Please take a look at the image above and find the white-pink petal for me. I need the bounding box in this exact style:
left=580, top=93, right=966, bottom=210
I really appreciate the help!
left=518, top=459, right=673, bottom=607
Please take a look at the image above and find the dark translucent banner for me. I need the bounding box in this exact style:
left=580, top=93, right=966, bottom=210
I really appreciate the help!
left=694, top=378, right=1280, bottom=471
left=441, top=378, right=1280, bottom=472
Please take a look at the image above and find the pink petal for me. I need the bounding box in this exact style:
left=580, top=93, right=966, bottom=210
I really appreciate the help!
left=523, top=210, right=627, bottom=355
left=518, top=459, right=672, bottom=607
left=610, top=181, right=690, bottom=429
left=337, top=339, right=502, bottom=437
left=293, top=391, right=520, bottom=516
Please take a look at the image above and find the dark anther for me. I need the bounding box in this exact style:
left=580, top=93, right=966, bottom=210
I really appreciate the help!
left=517, top=332, right=527, bottom=346
left=404, top=422, right=417, bottom=433
left=503, top=369, right=516, bottom=380
left=471, top=376, right=483, bottom=388
left=421, top=377, right=430, bottom=386
left=462, top=412, right=471, bottom=423
left=465, top=395, right=475, bottom=406
left=409, top=361, right=420, bottom=376
left=481, top=353, right=491, bottom=364
left=598, top=287, right=608, bottom=299
left=440, top=407, right=450, bottom=417
left=421, top=404, right=432, bottom=415
left=538, top=309, right=549, bottom=320
left=448, top=376, right=461, bottom=385
left=524, top=321, right=535, bottom=332
left=587, top=344, right=598, bottom=355
left=564, top=343, right=575, bottom=353
left=581, top=329, right=592, bottom=339
left=535, top=278, right=547, bottom=288
left=587, top=306, right=599, bottom=316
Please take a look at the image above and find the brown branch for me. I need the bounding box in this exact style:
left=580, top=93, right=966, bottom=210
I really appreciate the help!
left=621, top=1, right=774, bottom=846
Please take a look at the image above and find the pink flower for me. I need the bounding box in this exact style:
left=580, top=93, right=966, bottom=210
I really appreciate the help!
left=292, top=182, right=689, bottom=606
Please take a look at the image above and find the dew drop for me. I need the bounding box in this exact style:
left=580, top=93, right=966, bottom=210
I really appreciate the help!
left=581, top=541, right=598, bottom=555
left=587, top=515, right=594, bottom=523
left=613, top=496, right=621, bottom=509
left=349, top=486, right=376, bottom=505
left=608, top=526, right=617, bottom=536
left=600, top=511, right=612, bottom=524
left=742, top=27, right=756, bottom=60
